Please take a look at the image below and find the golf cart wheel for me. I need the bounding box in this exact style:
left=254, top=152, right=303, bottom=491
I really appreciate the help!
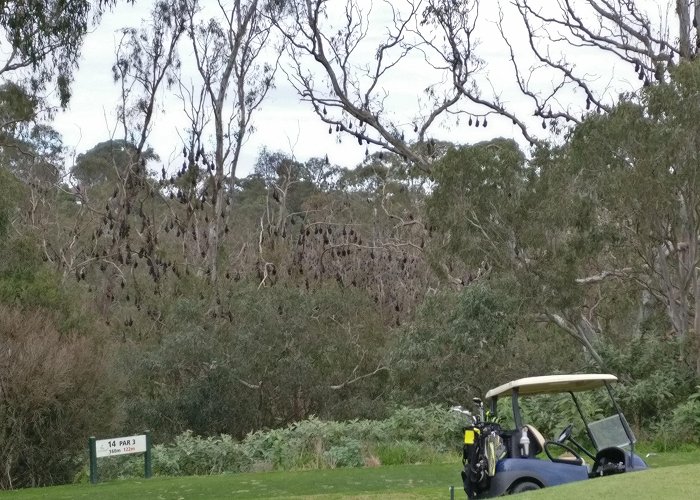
left=509, top=481, right=541, bottom=494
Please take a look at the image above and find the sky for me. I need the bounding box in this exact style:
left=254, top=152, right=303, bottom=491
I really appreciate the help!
left=48, top=0, right=655, bottom=179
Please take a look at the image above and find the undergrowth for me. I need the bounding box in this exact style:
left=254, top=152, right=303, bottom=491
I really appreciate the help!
left=83, top=406, right=463, bottom=482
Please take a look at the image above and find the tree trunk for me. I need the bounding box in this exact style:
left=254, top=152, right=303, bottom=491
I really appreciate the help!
left=634, top=290, right=655, bottom=338
left=695, top=267, right=700, bottom=375
left=547, top=313, right=606, bottom=368
left=678, top=0, right=693, bottom=59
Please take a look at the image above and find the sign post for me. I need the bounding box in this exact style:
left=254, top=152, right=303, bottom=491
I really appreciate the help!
left=145, top=430, right=152, bottom=479
left=88, top=436, right=97, bottom=485
left=88, top=431, right=152, bottom=484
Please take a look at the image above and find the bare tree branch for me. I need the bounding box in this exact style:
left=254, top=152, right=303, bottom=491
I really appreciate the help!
left=271, top=0, right=466, bottom=172
left=575, top=267, right=633, bottom=284
left=329, top=365, right=388, bottom=390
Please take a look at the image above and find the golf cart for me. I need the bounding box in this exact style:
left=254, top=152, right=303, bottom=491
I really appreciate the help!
left=454, top=374, right=647, bottom=497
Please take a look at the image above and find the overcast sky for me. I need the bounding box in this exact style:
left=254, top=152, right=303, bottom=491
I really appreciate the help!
left=49, top=0, right=653, bottom=178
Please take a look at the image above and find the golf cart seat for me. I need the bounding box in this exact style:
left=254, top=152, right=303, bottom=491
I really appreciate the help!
left=524, top=424, right=545, bottom=455
left=526, top=424, right=583, bottom=465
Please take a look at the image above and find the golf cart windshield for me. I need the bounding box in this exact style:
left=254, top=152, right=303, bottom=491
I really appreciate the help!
left=588, top=413, right=634, bottom=450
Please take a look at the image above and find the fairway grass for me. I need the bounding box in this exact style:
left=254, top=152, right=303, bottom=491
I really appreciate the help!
left=519, top=463, right=700, bottom=499
left=0, top=462, right=461, bottom=499
left=1, top=450, right=699, bottom=499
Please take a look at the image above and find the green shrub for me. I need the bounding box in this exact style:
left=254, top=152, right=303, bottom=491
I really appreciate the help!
left=240, top=406, right=463, bottom=471
left=599, top=333, right=696, bottom=434
left=157, top=431, right=252, bottom=475
left=375, top=441, right=441, bottom=465
left=322, top=439, right=365, bottom=468
left=80, top=406, right=465, bottom=481
left=652, top=387, right=700, bottom=450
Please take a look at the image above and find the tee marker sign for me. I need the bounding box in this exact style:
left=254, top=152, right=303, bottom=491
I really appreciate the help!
left=95, top=434, right=147, bottom=457
left=88, top=431, right=152, bottom=484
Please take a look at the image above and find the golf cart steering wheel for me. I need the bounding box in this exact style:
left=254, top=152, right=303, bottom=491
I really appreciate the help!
left=556, top=423, right=574, bottom=444
left=544, top=424, right=584, bottom=466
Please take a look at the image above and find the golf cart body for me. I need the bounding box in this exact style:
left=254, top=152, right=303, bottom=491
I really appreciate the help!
left=458, top=374, right=647, bottom=497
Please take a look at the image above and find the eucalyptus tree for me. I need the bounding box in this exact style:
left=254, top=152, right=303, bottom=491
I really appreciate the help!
left=113, top=0, right=186, bottom=157
left=40, top=0, right=188, bottom=316
left=428, top=59, right=700, bottom=374
left=0, top=82, right=63, bottom=185
left=179, top=0, right=280, bottom=282
left=248, top=148, right=440, bottom=325
left=562, top=60, right=700, bottom=375
left=71, top=140, right=159, bottom=188
left=425, top=137, right=614, bottom=365
left=0, top=0, right=125, bottom=106
left=390, top=280, right=582, bottom=405
left=0, top=82, right=77, bottom=280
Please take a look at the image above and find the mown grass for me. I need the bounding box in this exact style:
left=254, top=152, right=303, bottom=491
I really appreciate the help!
left=636, top=446, right=700, bottom=468
left=1, top=449, right=699, bottom=499
left=0, top=462, right=460, bottom=499
left=520, top=463, right=700, bottom=499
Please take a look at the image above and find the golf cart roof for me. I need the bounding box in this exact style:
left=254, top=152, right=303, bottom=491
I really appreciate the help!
left=484, top=374, right=618, bottom=401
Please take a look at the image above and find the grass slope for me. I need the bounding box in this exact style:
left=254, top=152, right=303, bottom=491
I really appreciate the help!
left=1, top=450, right=699, bottom=499
left=520, top=463, right=700, bottom=499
